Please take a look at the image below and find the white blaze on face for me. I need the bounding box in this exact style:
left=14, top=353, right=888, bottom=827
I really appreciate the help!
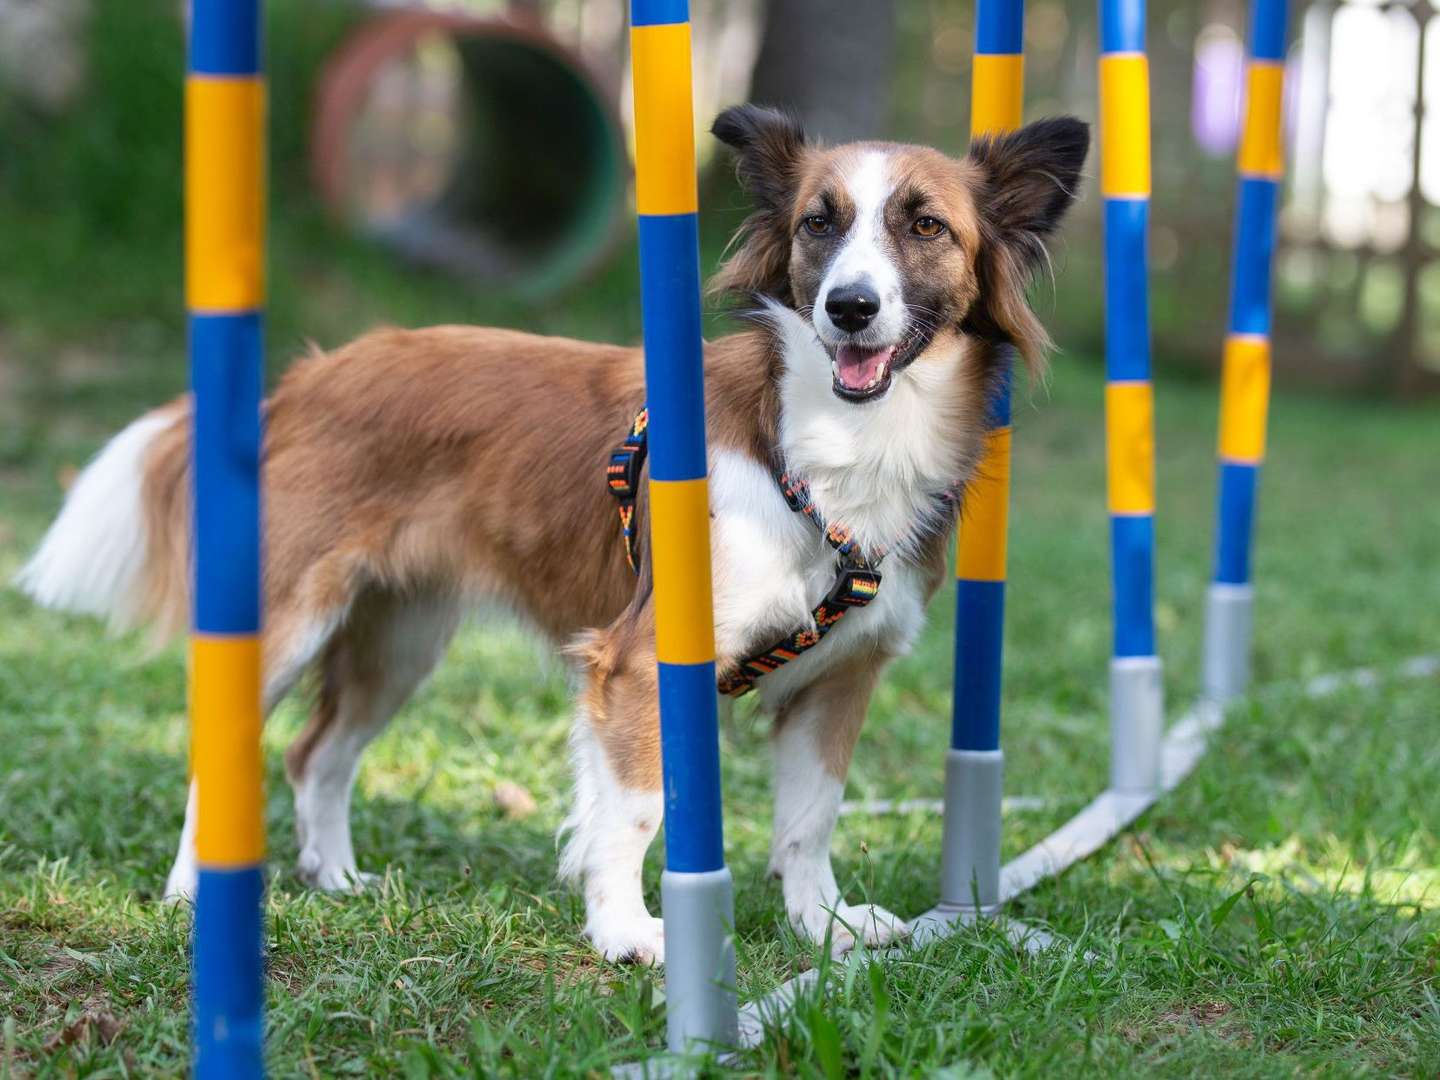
left=812, top=150, right=906, bottom=348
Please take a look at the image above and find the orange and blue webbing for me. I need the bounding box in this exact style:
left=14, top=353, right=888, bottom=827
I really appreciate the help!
left=630, top=0, right=724, bottom=876
left=187, top=1, right=266, bottom=1075
left=1214, top=0, right=1287, bottom=586
left=1099, top=0, right=1157, bottom=661
left=952, top=0, right=1023, bottom=754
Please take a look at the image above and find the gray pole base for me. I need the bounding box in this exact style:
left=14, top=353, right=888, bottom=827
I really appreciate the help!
left=660, top=868, right=738, bottom=1055
left=1203, top=583, right=1254, bottom=705
left=938, top=748, right=1003, bottom=911
left=1109, top=656, right=1164, bottom=794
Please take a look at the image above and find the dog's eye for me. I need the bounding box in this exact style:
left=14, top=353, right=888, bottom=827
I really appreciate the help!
left=802, top=214, right=831, bottom=236
left=912, top=216, right=946, bottom=238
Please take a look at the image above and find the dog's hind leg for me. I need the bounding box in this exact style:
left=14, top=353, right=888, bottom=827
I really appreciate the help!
left=161, top=603, right=347, bottom=903
left=285, top=589, right=462, bottom=892
left=560, top=637, right=666, bottom=965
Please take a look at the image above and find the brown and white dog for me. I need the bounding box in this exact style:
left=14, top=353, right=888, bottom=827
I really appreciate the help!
left=17, top=106, right=1087, bottom=964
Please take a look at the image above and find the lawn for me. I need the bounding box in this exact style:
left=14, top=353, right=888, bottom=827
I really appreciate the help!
left=2, top=296, right=1439, bottom=1075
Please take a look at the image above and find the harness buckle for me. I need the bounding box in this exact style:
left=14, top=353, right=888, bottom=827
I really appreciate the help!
left=607, top=441, right=645, bottom=500
left=826, top=567, right=882, bottom=608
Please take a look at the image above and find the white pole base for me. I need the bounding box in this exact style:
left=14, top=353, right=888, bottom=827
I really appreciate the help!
left=1109, top=655, right=1164, bottom=793
left=660, top=867, right=737, bottom=1055
left=938, top=748, right=1003, bottom=911
left=1203, top=582, right=1254, bottom=705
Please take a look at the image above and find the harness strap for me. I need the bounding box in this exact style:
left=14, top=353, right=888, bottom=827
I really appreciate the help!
left=606, top=407, right=649, bottom=575
left=716, top=563, right=881, bottom=697
left=605, top=405, right=885, bottom=698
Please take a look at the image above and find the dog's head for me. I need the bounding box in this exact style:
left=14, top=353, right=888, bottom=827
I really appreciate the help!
left=711, top=106, right=1089, bottom=402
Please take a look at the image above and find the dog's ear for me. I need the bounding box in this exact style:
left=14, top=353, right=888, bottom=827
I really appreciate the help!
left=709, top=104, right=809, bottom=304
left=963, top=116, right=1089, bottom=372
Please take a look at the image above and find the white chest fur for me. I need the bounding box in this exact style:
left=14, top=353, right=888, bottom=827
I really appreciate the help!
left=708, top=312, right=979, bottom=705
left=767, top=303, right=972, bottom=559
left=708, top=450, right=929, bottom=706
left=704, top=309, right=979, bottom=705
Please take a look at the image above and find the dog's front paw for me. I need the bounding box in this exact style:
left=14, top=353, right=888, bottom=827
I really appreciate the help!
left=588, top=913, right=666, bottom=966
left=162, top=865, right=198, bottom=905
left=297, top=850, right=378, bottom=893
left=794, top=902, right=910, bottom=956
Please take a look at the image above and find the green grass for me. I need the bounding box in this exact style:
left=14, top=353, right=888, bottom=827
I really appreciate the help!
left=2, top=314, right=1438, bottom=1077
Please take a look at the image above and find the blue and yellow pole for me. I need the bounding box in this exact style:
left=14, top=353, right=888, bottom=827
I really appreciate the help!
left=1099, top=0, right=1164, bottom=792
left=187, top=1, right=266, bottom=1075
left=629, top=0, right=738, bottom=1052
left=939, top=0, right=1024, bottom=914
left=1204, top=0, right=1288, bottom=703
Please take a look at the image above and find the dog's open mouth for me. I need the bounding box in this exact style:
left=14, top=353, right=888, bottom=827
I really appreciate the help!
left=828, top=325, right=933, bottom=402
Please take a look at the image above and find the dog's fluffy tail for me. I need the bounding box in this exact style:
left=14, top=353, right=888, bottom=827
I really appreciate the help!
left=15, top=399, right=193, bottom=644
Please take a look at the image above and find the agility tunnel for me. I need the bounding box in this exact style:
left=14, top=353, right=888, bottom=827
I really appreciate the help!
left=311, top=10, right=628, bottom=297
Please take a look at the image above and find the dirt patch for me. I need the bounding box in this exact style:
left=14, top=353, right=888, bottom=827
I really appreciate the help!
left=42, top=1007, right=124, bottom=1053
left=1121, top=1001, right=1252, bottom=1046
left=1157, top=1001, right=1235, bottom=1029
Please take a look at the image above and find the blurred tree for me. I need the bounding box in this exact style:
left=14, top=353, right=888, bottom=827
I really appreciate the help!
left=0, top=0, right=89, bottom=113
left=748, top=0, right=895, bottom=142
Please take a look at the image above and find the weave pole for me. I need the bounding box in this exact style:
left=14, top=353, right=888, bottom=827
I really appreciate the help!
left=187, top=0, right=267, bottom=1075
left=629, top=0, right=738, bottom=1053
left=1204, top=0, right=1288, bottom=703
left=1099, top=0, right=1163, bottom=794
left=939, top=0, right=1025, bottom=915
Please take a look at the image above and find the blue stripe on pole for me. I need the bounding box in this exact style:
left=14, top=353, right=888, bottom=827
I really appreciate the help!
left=986, top=360, right=1014, bottom=428
left=952, top=578, right=1005, bottom=751
left=1214, top=461, right=1258, bottom=584
left=631, top=0, right=689, bottom=27
left=975, top=0, right=1024, bottom=55
left=1229, top=178, right=1279, bottom=337
left=1250, top=0, right=1289, bottom=61
left=656, top=660, right=724, bottom=873
left=1111, top=514, right=1155, bottom=657
left=190, top=0, right=261, bottom=76
left=1100, top=0, right=1145, bottom=54
left=191, top=312, right=263, bottom=635
left=1103, top=198, right=1151, bottom=382
left=194, top=865, right=265, bottom=1079
left=637, top=213, right=708, bottom=481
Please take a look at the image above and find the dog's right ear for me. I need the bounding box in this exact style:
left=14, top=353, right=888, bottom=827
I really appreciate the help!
left=712, top=104, right=808, bottom=215
left=709, top=104, right=809, bottom=304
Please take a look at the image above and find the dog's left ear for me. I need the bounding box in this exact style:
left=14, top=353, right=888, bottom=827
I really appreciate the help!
left=964, top=116, right=1089, bottom=371
left=709, top=104, right=810, bottom=304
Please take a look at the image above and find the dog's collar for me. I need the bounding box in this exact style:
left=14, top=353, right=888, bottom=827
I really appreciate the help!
left=606, top=406, right=882, bottom=697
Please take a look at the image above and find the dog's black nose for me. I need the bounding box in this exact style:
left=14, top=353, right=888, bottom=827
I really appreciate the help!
left=824, top=285, right=880, bottom=334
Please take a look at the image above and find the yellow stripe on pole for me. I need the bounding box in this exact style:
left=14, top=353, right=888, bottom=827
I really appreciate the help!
left=1099, top=54, right=1152, bottom=198
left=971, top=55, right=1025, bottom=138
left=1238, top=61, right=1285, bottom=180
left=649, top=478, right=716, bottom=665
left=191, top=634, right=265, bottom=866
left=1105, top=382, right=1156, bottom=515
left=186, top=76, right=266, bottom=311
left=955, top=427, right=1012, bottom=581
left=631, top=22, right=700, bottom=217
left=1217, top=335, right=1271, bottom=464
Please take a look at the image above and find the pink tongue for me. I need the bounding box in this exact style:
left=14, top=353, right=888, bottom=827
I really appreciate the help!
left=834, top=345, right=896, bottom=391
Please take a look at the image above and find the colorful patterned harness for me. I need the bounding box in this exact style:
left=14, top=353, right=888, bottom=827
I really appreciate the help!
left=606, top=407, right=883, bottom=698
left=606, top=406, right=650, bottom=574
